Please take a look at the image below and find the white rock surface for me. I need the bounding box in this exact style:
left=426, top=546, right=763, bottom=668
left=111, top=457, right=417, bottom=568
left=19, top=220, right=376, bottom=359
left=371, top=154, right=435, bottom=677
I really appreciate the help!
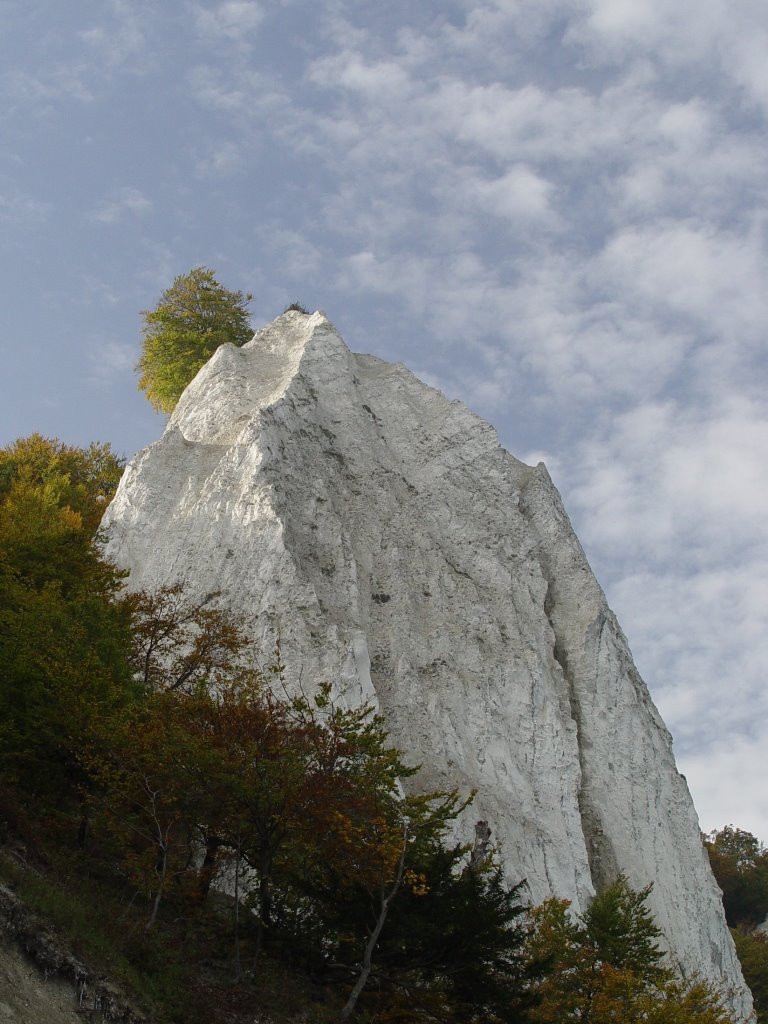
left=102, top=311, right=752, bottom=1017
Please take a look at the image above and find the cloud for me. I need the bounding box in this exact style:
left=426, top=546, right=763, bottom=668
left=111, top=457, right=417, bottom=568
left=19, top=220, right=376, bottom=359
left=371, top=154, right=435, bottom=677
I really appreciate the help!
left=2, top=66, right=96, bottom=109
left=445, top=0, right=768, bottom=120
left=594, top=222, right=768, bottom=348
left=78, top=0, right=151, bottom=72
left=308, top=51, right=413, bottom=101
left=186, top=63, right=288, bottom=117
left=192, top=1, right=265, bottom=46
left=1, top=1, right=158, bottom=121
left=568, top=0, right=768, bottom=116
left=569, top=396, right=768, bottom=565
left=87, top=340, right=137, bottom=382
left=455, top=165, right=560, bottom=228
left=260, top=226, right=325, bottom=279
left=89, top=187, right=152, bottom=225
left=192, top=139, right=245, bottom=177
left=559, top=391, right=768, bottom=841
left=256, top=8, right=763, bottom=341
left=0, top=187, right=50, bottom=228
left=682, top=733, right=768, bottom=840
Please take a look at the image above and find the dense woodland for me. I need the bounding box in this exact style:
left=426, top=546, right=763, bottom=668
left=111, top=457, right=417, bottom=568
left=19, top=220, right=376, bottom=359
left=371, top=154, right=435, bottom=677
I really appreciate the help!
left=0, top=431, right=765, bottom=1023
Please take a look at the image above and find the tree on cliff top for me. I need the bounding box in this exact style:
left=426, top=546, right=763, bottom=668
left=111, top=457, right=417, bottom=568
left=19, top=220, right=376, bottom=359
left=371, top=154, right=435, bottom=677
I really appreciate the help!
left=136, top=267, right=252, bottom=413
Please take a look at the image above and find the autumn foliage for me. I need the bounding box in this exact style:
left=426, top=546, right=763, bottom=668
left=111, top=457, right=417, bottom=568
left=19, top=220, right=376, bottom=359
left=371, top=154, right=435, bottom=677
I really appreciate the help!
left=705, top=827, right=768, bottom=1022
left=523, top=879, right=734, bottom=1023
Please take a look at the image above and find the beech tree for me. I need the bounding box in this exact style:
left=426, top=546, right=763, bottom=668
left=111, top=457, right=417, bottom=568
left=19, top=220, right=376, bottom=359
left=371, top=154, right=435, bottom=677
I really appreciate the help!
left=0, top=436, right=131, bottom=806
left=127, top=583, right=246, bottom=693
left=732, top=929, right=768, bottom=1023
left=705, top=826, right=768, bottom=928
left=86, top=692, right=200, bottom=929
left=705, top=827, right=768, bottom=1023
left=136, top=266, right=252, bottom=413
left=0, top=433, right=124, bottom=534
left=524, top=876, right=735, bottom=1023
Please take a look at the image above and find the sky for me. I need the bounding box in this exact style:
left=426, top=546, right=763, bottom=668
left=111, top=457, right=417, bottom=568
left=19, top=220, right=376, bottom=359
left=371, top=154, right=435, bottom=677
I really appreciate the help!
left=1, top=0, right=767, bottom=843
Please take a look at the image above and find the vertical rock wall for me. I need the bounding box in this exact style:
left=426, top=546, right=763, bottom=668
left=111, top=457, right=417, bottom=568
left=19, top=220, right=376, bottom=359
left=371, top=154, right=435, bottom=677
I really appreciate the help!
left=101, top=310, right=752, bottom=1017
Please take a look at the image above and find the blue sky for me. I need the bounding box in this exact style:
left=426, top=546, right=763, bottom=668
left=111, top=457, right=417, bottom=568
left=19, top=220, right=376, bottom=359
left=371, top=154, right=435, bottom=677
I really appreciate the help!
left=2, top=0, right=767, bottom=841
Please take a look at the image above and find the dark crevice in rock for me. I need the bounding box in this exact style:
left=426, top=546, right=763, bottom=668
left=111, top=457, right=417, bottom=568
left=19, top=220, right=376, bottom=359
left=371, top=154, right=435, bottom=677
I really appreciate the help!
left=543, top=581, right=618, bottom=896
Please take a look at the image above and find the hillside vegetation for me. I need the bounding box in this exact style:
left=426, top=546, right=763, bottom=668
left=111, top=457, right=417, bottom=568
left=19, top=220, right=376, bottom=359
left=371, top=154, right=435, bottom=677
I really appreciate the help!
left=705, top=827, right=768, bottom=1022
left=0, top=433, right=751, bottom=1023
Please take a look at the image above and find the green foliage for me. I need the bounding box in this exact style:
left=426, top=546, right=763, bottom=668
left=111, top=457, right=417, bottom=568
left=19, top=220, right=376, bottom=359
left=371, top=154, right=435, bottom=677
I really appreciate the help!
left=368, top=847, right=534, bottom=1022
left=0, top=435, right=132, bottom=804
left=524, top=877, right=735, bottom=1023
left=86, top=690, right=205, bottom=928
left=732, top=929, right=768, bottom=1023
left=706, top=826, right=768, bottom=928
left=580, top=875, right=665, bottom=979
left=83, top=626, right=531, bottom=1021
left=136, top=266, right=252, bottom=413
left=0, top=432, right=124, bottom=534
left=704, top=827, right=768, bottom=1021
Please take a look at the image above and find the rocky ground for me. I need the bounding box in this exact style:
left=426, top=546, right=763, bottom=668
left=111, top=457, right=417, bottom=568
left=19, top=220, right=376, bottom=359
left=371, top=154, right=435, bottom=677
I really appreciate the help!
left=0, top=883, right=146, bottom=1024
left=0, top=939, right=84, bottom=1024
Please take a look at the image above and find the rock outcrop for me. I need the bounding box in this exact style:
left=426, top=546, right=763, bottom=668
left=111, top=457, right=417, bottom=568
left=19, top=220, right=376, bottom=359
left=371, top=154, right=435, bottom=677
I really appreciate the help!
left=101, top=310, right=752, bottom=1016
left=0, top=882, right=147, bottom=1023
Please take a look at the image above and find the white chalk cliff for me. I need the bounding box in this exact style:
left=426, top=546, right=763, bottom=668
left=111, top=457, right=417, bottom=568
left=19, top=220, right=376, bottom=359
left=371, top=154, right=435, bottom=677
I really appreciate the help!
left=102, top=310, right=752, bottom=1016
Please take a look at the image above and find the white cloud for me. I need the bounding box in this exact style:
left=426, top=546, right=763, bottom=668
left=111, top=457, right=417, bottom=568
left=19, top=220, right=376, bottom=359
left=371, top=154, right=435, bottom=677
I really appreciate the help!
left=1, top=1, right=158, bottom=121
left=192, top=1, right=264, bottom=45
left=569, top=0, right=768, bottom=115
left=559, top=389, right=768, bottom=845
left=193, top=139, right=245, bottom=177
left=262, top=227, right=325, bottom=279
left=2, top=66, right=95, bottom=108
left=569, top=396, right=768, bottom=566
left=730, top=29, right=768, bottom=110
left=462, top=165, right=559, bottom=227
left=309, top=51, right=413, bottom=101
left=186, top=65, right=249, bottom=111
left=186, top=63, right=289, bottom=120
left=87, top=340, right=137, bottom=382
left=89, top=187, right=152, bottom=225
left=594, top=222, right=768, bottom=346
left=0, top=188, right=50, bottom=228
left=682, top=733, right=768, bottom=840
left=79, top=0, right=150, bottom=72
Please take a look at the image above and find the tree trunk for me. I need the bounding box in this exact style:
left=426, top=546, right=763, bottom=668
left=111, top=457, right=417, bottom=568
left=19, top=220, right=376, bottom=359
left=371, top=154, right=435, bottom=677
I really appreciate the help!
left=233, top=831, right=242, bottom=982
left=339, top=828, right=408, bottom=1022
left=146, top=843, right=168, bottom=930
left=254, top=848, right=272, bottom=962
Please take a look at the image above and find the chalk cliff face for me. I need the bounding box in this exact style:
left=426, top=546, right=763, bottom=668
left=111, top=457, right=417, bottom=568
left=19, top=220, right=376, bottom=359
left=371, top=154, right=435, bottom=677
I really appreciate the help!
left=102, top=310, right=751, bottom=1015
